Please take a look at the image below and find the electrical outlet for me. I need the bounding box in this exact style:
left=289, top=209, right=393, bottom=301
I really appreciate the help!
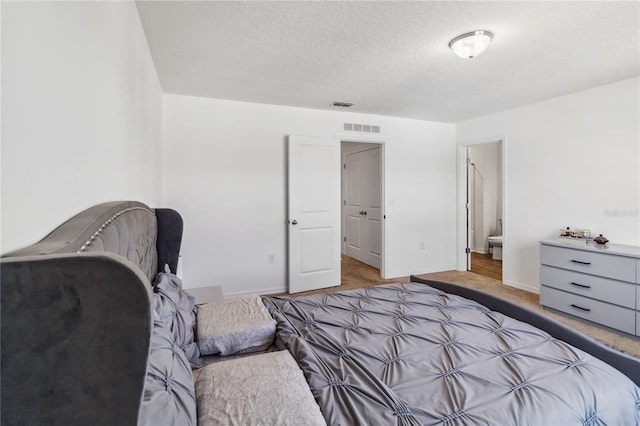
left=268, top=253, right=275, bottom=264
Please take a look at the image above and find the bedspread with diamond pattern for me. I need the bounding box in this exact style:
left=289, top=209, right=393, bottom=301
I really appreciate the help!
left=263, top=282, right=640, bottom=426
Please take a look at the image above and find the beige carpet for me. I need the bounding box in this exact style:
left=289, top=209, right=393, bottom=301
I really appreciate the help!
left=280, top=256, right=639, bottom=359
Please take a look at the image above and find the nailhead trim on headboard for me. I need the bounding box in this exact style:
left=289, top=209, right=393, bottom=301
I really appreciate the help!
left=77, top=206, right=155, bottom=253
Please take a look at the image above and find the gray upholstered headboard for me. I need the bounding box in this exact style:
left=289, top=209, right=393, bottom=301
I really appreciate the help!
left=1, top=201, right=183, bottom=426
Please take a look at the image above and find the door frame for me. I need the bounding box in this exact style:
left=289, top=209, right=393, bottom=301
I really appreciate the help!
left=339, top=138, right=386, bottom=278
left=342, top=144, right=382, bottom=269
left=456, top=135, right=507, bottom=276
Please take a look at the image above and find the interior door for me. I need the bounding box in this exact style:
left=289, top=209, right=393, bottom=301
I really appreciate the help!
left=288, top=135, right=341, bottom=293
left=345, top=147, right=381, bottom=268
left=345, top=152, right=365, bottom=261
left=363, top=147, right=382, bottom=268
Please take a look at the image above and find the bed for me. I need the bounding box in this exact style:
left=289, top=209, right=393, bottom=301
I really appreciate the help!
left=1, top=201, right=325, bottom=426
left=2, top=201, right=638, bottom=425
left=264, top=284, right=639, bottom=424
left=1, top=201, right=184, bottom=426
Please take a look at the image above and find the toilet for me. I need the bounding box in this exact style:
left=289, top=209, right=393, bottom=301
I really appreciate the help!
left=488, top=235, right=502, bottom=260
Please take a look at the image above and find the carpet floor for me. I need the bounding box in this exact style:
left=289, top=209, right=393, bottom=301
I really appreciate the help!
left=282, top=255, right=639, bottom=359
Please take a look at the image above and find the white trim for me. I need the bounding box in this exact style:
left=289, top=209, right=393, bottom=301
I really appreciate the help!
left=457, top=135, right=507, bottom=280
left=504, top=280, right=539, bottom=295
left=386, top=265, right=459, bottom=278
left=472, top=249, right=489, bottom=255
left=339, top=138, right=387, bottom=279
left=223, top=285, right=287, bottom=298
left=456, top=146, right=469, bottom=271
left=334, top=132, right=385, bottom=143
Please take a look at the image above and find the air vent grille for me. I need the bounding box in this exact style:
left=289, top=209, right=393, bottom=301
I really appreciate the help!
left=344, top=123, right=380, bottom=134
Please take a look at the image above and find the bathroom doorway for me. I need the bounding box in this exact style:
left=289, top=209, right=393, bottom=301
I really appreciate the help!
left=465, top=141, right=503, bottom=281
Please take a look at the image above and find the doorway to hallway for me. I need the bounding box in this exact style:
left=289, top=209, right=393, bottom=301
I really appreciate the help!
left=341, top=141, right=384, bottom=278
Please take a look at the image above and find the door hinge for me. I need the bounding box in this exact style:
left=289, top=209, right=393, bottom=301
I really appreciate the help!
left=465, top=247, right=471, bottom=254
left=343, top=163, right=346, bottom=169
left=465, top=203, right=470, bottom=210
left=343, top=236, right=346, bottom=242
left=466, top=157, right=471, bottom=165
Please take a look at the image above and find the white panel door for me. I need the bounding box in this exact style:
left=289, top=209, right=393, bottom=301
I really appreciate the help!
left=345, top=147, right=381, bottom=268
left=288, top=135, right=341, bottom=293
left=345, top=153, right=364, bottom=261
left=364, top=147, right=382, bottom=267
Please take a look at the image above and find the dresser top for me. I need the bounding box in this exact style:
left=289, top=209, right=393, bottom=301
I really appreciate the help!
left=541, top=239, right=640, bottom=259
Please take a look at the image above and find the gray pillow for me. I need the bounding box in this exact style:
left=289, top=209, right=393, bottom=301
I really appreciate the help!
left=154, top=265, right=203, bottom=368
left=138, top=312, right=197, bottom=426
left=197, top=295, right=276, bottom=356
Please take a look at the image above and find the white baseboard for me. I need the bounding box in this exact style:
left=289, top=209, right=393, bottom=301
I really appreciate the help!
left=224, top=285, right=287, bottom=298
left=503, top=280, right=539, bottom=294
left=386, top=265, right=459, bottom=279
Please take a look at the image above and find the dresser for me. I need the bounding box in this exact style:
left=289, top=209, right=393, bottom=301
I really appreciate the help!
left=539, top=239, right=640, bottom=336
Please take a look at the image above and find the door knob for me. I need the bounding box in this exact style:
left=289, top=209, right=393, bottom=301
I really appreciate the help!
left=363, top=211, right=367, bottom=216
left=291, top=220, right=298, bottom=225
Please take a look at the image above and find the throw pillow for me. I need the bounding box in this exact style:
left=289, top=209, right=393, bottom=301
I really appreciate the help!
left=154, top=264, right=203, bottom=368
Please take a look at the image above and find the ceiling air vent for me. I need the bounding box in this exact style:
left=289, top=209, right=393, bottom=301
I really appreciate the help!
left=332, top=101, right=355, bottom=108
left=343, top=123, right=381, bottom=134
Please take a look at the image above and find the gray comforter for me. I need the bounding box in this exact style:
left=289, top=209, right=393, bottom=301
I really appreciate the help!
left=264, top=282, right=640, bottom=425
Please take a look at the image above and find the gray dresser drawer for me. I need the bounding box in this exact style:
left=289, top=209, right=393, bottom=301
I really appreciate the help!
left=540, top=244, right=636, bottom=283
left=540, top=265, right=636, bottom=309
left=541, top=286, right=636, bottom=335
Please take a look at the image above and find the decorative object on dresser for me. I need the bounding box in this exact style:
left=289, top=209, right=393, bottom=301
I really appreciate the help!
left=593, top=234, right=609, bottom=245
left=540, top=239, right=640, bottom=337
left=559, top=226, right=592, bottom=239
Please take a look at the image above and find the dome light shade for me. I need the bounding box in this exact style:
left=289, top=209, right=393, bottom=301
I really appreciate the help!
left=449, top=30, right=493, bottom=59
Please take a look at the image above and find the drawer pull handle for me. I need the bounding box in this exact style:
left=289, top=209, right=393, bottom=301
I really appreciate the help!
left=570, top=282, right=591, bottom=289
left=570, top=304, right=591, bottom=312
left=570, top=260, right=591, bottom=265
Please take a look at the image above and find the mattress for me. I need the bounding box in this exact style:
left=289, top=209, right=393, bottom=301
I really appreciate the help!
left=264, top=282, right=640, bottom=425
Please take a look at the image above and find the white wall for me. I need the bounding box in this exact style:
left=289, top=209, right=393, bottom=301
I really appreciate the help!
left=458, top=77, right=640, bottom=292
left=1, top=1, right=162, bottom=253
left=163, top=94, right=457, bottom=296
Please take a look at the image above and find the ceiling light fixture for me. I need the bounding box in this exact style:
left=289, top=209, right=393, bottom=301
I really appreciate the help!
left=449, top=30, right=493, bottom=59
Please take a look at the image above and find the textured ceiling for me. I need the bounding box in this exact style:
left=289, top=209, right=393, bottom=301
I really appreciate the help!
left=136, top=1, right=639, bottom=122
